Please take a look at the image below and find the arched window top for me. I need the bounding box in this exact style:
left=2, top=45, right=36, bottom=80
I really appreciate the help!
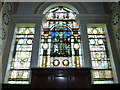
left=47, top=6, right=75, bottom=13
left=45, top=6, right=77, bottom=20
left=43, top=3, right=79, bottom=14
left=42, top=4, right=80, bottom=29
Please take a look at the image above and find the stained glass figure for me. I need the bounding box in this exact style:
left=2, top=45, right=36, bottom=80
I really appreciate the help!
left=8, top=27, right=35, bottom=84
left=87, top=27, right=113, bottom=84
left=39, top=6, right=82, bottom=67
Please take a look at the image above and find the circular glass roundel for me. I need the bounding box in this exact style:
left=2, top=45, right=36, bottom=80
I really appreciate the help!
left=98, top=39, right=103, bottom=44
left=18, top=39, right=25, bottom=44
left=62, top=59, right=69, bottom=66
left=74, top=43, right=79, bottom=50
left=53, top=59, right=60, bottom=66
left=27, top=39, right=33, bottom=44
left=42, top=43, right=49, bottom=49
left=89, top=39, right=95, bottom=44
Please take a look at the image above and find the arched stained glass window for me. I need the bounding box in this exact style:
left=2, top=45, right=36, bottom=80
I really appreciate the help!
left=39, top=6, right=83, bottom=67
left=87, top=25, right=114, bottom=84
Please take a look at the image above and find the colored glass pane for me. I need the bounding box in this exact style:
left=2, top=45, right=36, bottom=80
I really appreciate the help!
left=39, top=6, right=82, bottom=67
left=88, top=27, right=113, bottom=84
left=8, top=27, right=35, bottom=84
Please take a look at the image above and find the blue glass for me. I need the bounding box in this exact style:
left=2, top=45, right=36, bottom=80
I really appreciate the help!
left=63, top=32, right=71, bottom=37
left=18, top=39, right=25, bottom=44
left=55, top=26, right=67, bottom=30
left=51, top=32, right=59, bottom=37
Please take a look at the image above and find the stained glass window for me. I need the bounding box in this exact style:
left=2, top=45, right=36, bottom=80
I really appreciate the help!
left=8, top=27, right=35, bottom=84
left=87, top=26, right=114, bottom=84
left=39, top=6, right=83, bottom=67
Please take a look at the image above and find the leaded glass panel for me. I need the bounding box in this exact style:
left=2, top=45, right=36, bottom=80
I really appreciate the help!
left=39, top=6, right=82, bottom=67
left=8, top=27, right=35, bottom=84
left=87, top=27, right=113, bottom=84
